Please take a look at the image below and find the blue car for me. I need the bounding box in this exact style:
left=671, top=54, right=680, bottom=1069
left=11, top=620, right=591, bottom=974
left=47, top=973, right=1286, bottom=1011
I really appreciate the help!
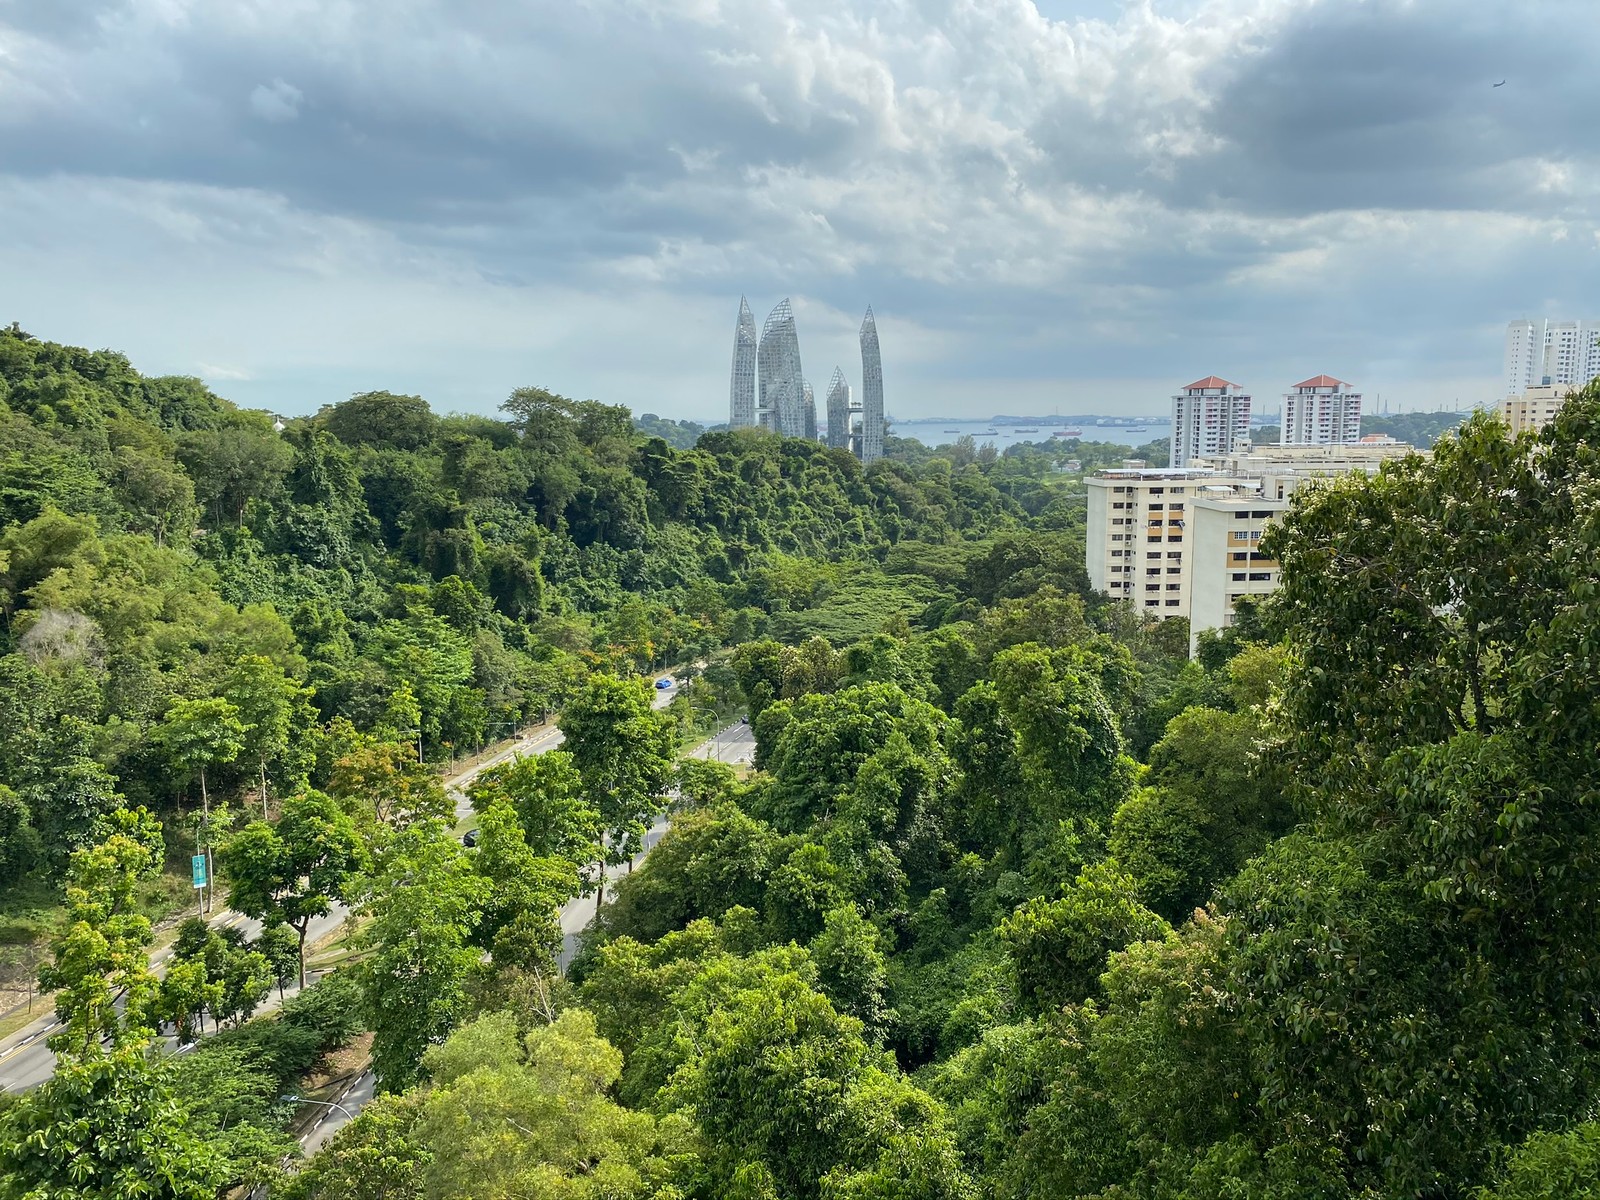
left=655, top=677, right=674, bottom=690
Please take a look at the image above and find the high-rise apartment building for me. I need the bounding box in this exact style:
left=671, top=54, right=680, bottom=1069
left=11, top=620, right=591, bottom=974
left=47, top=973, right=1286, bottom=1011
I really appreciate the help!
left=1086, top=442, right=1421, bottom=652
left=1170, top=377, right=1251, bottom=468
left=1187, top=494, right=1287, bottom=654
left=729, top=297, right=757, bottom=429
left=1281, top=375, right=1362, bottom=445
left=802, top=380, right=818, bottom=442
left=1505, top=319, right=1600, bottom=395
left=1086, top=468, right=1224, bottom=617
left=825, top=368, right=853, bottom=451
left=859, top=308, right=886, bottom=464
left=758, top=299, right=807, bottom=438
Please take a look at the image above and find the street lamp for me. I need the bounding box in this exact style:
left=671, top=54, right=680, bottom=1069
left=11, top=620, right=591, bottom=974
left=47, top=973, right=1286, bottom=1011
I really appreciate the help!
left=281, top=1094, right=356, bottom=1122
left=690, top=705, right=721, bottom=760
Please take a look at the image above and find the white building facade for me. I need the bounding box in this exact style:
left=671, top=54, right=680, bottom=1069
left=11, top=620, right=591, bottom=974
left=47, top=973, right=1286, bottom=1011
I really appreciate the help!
left=1505, top=319, right=1600, bottom=395
left=1281, top=375, right=1362, bottom=445
left=1170, top=377, right=1252, bottom=468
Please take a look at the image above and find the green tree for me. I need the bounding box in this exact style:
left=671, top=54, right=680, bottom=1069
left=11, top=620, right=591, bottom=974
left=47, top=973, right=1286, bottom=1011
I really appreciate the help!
left=223, top=655, right=315, bottom=819
left=154, top=696, right=245, bottom=909
left=0, top=1047, right=223, bottom=1200
left=557, top=675, right=677, bottom=911
left=812, top=904, right=893, bottom=1042
left=998, top=862, right=1169, bottom=1014
left=218, top=791, right=367, bottom=988
left=360, top=823, right=489, bottom=1091
left=37, top=808, right=165, bottom=1056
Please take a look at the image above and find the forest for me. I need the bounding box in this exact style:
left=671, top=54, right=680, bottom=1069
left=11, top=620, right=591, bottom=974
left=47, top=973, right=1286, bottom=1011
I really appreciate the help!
left=1, top=322, right=1598, bottom=1200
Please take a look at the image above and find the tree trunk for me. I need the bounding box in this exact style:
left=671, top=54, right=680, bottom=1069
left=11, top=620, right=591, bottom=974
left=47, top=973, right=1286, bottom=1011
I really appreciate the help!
left=295, top=921, right=308, bottom=991
left=200, top=765, right=213, bottom=914
left=260, top=760, right=270, bottom=820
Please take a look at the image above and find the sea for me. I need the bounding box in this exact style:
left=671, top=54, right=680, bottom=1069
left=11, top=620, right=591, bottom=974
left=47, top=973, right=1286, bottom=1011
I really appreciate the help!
left=890, top=418, right=1174, bottom=451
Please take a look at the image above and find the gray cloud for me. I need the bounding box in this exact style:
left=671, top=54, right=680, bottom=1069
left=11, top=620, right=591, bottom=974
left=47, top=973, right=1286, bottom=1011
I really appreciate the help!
left=0, top=0, right=1596, bottom=419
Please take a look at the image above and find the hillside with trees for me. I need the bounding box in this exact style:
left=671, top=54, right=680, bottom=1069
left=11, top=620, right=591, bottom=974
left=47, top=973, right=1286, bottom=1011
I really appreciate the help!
left=1, top=324, right=1598, bottom=1200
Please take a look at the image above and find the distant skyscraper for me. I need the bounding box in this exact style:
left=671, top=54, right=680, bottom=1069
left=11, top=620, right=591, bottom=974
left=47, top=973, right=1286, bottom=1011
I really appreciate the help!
left=1171, top=376, right=1251, bottom=468
left=729, top=297, right=757, bottom=429
left=825, top=368, right=852, bottom=451
left=1281, top=375, right=1361, bottom=445
left=859, top=307, right=885, bottom=463
left=758, top=299, right=807, bottom=438
left=1505, top=319, right=1600, bottom=395
left=802, top=379, right=818, bottom=441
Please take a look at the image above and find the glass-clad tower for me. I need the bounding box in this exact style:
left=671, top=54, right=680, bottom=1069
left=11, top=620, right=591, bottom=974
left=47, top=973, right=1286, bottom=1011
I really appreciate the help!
left=729, top=296, right=758, bottom=429
left=759, top=299, right=807, bottom=438
left=859, top=306, right=885, bottom=463
left=802, top=379, right=818, bottom=441
left=825, top=368, right=852, bottom=451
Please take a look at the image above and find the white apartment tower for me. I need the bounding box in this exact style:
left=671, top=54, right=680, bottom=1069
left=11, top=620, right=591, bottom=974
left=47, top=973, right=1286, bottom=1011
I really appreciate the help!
left=1170, top=377, right=1252, bottom=469
left=1505, top=319, right=1600, bottom=395
left=1281, top=375, right=1362, bottom=445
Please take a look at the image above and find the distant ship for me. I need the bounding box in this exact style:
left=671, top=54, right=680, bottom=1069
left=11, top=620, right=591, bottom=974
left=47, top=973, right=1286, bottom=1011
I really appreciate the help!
left=1016, top=427, right=1039, bottom=433
left=1055, top=428, right=1083, bottom=438
left=982, top=429, right=999, bottom=436
left=943, top=428, right=961, bottom=433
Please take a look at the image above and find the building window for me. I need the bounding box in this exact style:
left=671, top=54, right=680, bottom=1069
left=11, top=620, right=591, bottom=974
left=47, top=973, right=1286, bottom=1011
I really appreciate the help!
left=1167, top=567, right=1182, bottom=574
left=1165, top=599, right=1182, bottom=607
left=1146, top=584, right=1161, bottom=593
left=1168, top=552, right=1182, bottom=560
left=1112, top=534, right=1125, bottom=542
left=1145, top=600, right=1159, bottom=608
left=1232, top=572, right=1246, bottom=581
left=1169, top=504, right=1184, bottom=512
left=1230, top=552, right=1248, bottom=562
left=1147, top=551, right=1161, bottom=559
left=1248, top=572, right=1272, bottom=581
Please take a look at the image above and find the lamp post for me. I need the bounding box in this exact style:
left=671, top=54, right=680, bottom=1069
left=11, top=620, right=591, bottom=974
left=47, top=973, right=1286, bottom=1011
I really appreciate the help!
left=282, top=1094, right=356, bottom=1123
left=691, top=706, right=721, bottom=760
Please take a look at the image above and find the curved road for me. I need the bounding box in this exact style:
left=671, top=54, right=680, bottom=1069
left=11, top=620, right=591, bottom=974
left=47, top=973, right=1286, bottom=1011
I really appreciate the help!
left=0, top=682, right=709, bottom=1094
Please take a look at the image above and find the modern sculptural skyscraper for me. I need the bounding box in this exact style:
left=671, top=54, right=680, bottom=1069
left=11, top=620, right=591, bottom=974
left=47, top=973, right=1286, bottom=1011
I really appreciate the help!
left=802, top=379, right=818, bottom=441
left=859, top=306, right=885, bottom=463
left=759, top=299, right=807, bottom=438
left=729, top=297, right=757, bottom=429
left=825, top=368, right=852, bottom=451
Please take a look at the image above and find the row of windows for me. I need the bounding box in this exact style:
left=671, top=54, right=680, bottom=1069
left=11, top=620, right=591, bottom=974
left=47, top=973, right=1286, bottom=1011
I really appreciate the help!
left=1229, top=572, right=1275, bottom=582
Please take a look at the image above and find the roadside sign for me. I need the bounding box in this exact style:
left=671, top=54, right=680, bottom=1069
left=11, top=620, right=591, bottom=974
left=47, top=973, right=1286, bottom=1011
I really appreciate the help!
left=192, top=854, right=207, bottom=888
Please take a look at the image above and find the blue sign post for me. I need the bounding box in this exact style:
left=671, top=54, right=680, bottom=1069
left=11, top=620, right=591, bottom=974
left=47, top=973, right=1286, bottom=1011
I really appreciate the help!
left=192, top=854, right=207, bottom=888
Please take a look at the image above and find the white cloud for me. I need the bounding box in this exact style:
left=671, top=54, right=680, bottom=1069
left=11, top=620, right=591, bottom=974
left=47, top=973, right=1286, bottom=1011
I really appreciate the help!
left=0, top=0, right=1597, bottom=418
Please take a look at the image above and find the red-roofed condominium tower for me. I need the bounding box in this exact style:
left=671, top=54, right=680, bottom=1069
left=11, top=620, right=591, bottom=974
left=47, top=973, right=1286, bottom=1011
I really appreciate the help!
left=1170, top=376, right=1252, bottom=468
left=1281, top=374, right=1362, bottom=445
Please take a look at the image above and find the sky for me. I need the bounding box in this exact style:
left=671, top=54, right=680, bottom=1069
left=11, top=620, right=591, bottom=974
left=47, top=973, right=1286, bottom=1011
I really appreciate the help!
left=2, top=0, right=1597, bottom=423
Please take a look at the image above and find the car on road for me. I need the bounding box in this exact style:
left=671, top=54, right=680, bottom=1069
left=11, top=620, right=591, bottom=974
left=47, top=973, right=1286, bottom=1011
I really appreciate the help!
left=462, top=829, right=480, bottom=848
left=655, top=677, right=674, bottom=689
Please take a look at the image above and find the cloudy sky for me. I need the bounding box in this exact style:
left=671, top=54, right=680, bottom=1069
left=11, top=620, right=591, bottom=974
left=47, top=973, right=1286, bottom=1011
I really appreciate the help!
left=2, top=0, right=1596, bottom=422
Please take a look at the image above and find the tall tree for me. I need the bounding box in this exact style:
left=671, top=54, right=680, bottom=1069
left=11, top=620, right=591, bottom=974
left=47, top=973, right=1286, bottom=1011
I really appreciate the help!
left=359, top=823, right=489, bottom=1091
left=218, top=791, right=367, bottom=988
left=557, top=675, right=677, bottom=912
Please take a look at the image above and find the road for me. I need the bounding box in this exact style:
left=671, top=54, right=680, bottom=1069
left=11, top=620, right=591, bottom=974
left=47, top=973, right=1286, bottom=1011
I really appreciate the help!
left=0, top=681, right=685, bottom=1094
left=299, top=707, right=751, bottom=1153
